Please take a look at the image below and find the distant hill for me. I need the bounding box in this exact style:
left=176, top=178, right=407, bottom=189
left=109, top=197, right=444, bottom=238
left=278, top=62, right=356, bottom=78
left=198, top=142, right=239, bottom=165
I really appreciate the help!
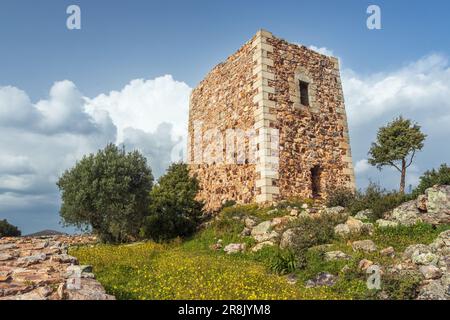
left=25, top=230, right=67, bottom=237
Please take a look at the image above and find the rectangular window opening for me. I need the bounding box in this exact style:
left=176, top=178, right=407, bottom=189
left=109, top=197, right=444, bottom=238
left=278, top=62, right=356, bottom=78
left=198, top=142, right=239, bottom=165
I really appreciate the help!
left=299, top=80, right=309, bottom=106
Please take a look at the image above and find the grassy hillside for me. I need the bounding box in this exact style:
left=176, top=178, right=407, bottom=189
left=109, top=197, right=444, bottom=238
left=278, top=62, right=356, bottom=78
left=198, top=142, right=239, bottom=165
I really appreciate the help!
left=70, top=204, right=449, bottom=300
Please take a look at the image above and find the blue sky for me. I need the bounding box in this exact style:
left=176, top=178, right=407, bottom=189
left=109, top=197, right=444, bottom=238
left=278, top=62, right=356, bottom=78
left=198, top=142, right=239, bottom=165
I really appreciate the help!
left=0, top=0, right=449, bottom=234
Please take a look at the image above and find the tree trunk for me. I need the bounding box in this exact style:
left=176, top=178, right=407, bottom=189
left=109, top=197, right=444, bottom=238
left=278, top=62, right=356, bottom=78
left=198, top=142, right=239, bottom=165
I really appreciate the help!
left=400, top=158, right=406, bottom=194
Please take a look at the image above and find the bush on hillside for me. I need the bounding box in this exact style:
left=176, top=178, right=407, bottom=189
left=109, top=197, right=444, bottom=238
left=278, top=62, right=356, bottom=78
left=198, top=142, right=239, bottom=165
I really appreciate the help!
left=412, top=163, right=450, bottom=198
left=0, top=219, right=21, bottom=238
left=289, top=214, right=346, bottom=267
left=141, top=163, right=204, bottom=242
left=57, top=144, right=154, bottom=243
left=326, top=183, right=409, bottom=220
left=325, top=186, right=356, bottom=208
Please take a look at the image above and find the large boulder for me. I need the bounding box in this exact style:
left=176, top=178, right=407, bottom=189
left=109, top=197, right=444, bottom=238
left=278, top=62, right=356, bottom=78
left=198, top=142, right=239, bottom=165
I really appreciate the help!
left=425, top=185, right=450, bottom=214
left=389, top=200, right=422, bottom=226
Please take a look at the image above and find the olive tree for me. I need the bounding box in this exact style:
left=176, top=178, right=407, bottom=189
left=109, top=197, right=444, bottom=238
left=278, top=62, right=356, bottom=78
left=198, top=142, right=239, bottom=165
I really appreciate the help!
left=57, top=144, right=153, bottom=243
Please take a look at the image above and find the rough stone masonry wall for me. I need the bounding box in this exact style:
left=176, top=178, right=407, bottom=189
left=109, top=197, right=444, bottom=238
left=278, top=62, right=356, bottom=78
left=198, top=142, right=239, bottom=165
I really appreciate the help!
left=265, top=33, right=355, bottom=199
left=188, top=36, right=258, bottom=211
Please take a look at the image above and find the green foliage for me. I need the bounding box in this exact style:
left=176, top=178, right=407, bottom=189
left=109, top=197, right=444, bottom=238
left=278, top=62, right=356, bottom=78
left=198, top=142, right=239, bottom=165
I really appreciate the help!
left=141, top=163, right=203, bottom=242
left=325, top=187, right=356, bottom=208
left=276, top=197, right=315, bottom=210
left=289, top=215, right=345, bottom=258
left=412, top=163, right=450, bottom=197
left=350, top=183, right=409, bottom=220
left=381, top=271, right=422, bottom=300
left=371, top=222, right=450, bottom=252
left=0, top=219, right=21, bottom=237
left=57, top=144, right=153, bottom=243
left=327, top=183, right=409, bottom=220
left=368, top=116, right=426, bottom=193
left=269, top=250, right=297, bottom=275
left=220, top=200, right=237, bottom=210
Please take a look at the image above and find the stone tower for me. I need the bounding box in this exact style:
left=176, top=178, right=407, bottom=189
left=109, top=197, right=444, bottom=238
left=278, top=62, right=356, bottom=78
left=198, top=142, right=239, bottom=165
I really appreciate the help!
left=188, top=30, right=355, bottom=211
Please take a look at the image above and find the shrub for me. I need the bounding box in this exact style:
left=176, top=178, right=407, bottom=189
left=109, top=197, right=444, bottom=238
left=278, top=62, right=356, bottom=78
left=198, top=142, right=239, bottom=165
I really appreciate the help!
left=268, top=250, right=298, bottom=275
left=327, top=183, right=409, bottom=220
left=381, top=271, right=422, bottom=300
left=325, top=187, right=356, bottom=208
left=289, top=215, right=345, bottom=263
left=412, top=163, right=450, bottom=197
left=57, top=144, right=153, bottom=243
left=141, top=163, right=204, bottom=242
left=349, top=183, right=409, bottom=219
left=0, top=219, right=21, bottom=237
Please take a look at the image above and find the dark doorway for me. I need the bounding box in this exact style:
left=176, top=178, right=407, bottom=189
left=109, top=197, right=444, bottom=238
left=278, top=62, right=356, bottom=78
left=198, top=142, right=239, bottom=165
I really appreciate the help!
left=311, top=165, right=322, bottom=198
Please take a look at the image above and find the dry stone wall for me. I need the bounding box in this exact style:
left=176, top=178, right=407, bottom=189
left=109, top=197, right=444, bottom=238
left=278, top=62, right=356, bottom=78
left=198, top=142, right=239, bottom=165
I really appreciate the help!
left=0, top=235, right=114, bottom=300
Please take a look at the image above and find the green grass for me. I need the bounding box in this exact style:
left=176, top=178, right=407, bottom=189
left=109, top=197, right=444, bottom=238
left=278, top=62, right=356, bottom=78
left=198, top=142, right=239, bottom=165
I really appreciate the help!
left=70, top=206, right=449, bottom=300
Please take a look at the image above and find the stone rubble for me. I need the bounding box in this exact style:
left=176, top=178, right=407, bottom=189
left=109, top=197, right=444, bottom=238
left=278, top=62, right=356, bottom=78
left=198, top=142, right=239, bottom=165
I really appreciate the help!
left=0, top=235, right=114, bottom=300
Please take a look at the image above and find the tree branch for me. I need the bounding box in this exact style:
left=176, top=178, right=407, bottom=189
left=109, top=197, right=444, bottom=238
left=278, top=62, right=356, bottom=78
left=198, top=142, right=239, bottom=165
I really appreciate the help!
left=406, top=149, right=416, bottom=168
left=388, top=161, right=402, bottom=172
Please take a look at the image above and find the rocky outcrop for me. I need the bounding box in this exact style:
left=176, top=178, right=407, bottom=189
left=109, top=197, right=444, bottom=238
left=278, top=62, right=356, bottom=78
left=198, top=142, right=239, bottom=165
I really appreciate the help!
left=398, top=230, right=450, bottom=300
left=384, top=185, right=450, bottom=226
left=0, top=235, right=114, bottom=300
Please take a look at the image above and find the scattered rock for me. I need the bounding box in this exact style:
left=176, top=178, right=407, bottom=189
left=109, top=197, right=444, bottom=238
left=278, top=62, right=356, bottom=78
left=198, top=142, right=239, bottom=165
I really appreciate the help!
left=251, top=241, right=274, bottom=252
left=244, top=217, right=258, bottom=228
left=354, top=209, right=372, bottom=220
left=279, top=228, right=298, bottom=249
left=358, top=259, right=374, bottom=271
left=376, top=219, right=399, bottom=228
left=403, top=244, right=430, bottom=260
left=251, top=221, right=273, bottom=242
left=324, top=251, right=351, bottom=261
left=334, top=224, right=350, bottom=237
left=223, top=243, right=246, bottom=254
left=240, top=227, right=251, bottom=237
left=334, top=217, right=372, bottom=237
left=289, top=209, right=298, bottom=217
left=419, top=265, right=442, bottom=279
left=286, top=273, right=298, bottom=285
left=305, top=272, right=337, bottom=288
left=380, top=246, right=395, bottom=257
left=417, top=280, right=449, bottom=300
left=352, top=240, right=377, bottom=252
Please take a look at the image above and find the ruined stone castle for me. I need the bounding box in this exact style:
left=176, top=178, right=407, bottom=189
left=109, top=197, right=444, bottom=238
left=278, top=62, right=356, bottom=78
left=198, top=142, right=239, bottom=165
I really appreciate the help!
left=187, top=30, right=355, bottom=211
